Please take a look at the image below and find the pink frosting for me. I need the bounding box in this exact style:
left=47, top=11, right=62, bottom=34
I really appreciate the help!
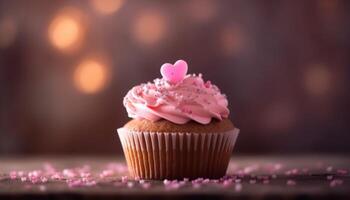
left=123, top=74, right=229, bottom=124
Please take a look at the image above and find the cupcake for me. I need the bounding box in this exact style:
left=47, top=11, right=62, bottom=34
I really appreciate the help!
left=117, top=60, right=239, bottom=180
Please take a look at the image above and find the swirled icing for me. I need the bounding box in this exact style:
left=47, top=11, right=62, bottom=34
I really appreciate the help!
left=123, top=74, right=229, bottom=124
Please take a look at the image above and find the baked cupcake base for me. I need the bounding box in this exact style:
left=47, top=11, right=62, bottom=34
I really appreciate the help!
left=117, top=128, right=239, bottom=180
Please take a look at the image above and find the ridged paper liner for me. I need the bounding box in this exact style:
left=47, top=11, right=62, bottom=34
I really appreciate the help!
left=117, top=128, right=239, bottom=180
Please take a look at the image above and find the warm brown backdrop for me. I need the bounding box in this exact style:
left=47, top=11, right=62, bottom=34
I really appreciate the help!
left=0, top=0, right=349, bottom=155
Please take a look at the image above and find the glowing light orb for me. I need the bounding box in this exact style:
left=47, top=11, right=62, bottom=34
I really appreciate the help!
left=0, top=17, right=17, bottom=48
left=90, top=0, right=124, bottom=15
left=132, top=11, right=166, bottom=45
left=187, top=0, right=217, bottom=22
left=220, top=26, right=245, bottom=55
left=74, top=59, right=109, bottom=94
left=261, top=103, right=296, bottom=132
left=304, top=64, right=332, bottom=96
left=48, top=8, right=84, bottom=51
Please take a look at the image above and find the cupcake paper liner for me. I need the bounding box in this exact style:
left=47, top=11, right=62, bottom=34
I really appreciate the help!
left=117, top=128, right=239, bottom=180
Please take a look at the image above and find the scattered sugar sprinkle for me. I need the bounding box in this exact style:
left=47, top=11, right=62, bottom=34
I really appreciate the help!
left=287, top=180, right=296, bottom=186
left=330, top=179, right=343, bottom=187
left=2, top=162, right=349, bottom=190
left=249, top=179, right=257, bottom=184
left=127, top=182, right=134, bottom=188
left=326, top=166, right=333, bottom=172
left=337, top=169, right=348, bottom=175
left=39, top=185, right=46, bottom=191
left=235, top=183, right=242, bottom=192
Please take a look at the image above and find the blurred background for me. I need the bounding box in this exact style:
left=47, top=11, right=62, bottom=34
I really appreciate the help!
left=0, top=0, right=349, bottom=156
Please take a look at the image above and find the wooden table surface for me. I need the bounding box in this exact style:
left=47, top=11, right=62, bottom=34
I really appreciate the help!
left=0, top=155, right=349, bottom=199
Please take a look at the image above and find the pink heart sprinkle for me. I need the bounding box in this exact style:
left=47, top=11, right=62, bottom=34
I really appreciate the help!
left=160, top=60, right=188, bottom=84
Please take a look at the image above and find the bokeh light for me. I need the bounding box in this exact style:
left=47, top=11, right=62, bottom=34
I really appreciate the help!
left=48, top=8, right=85, bottom=52
left=261, top=103, right=297, bottom=132
left=187, top=0, right=218, bottom=22
left=0, top=17, right=17, bottom=48
left=220, top=26, right=246, bottom=56
left=74, top=59, right=109, bottom=94
left=132, top=11, right=166, bottom=45
left=90, top=0, right=124, bottom=15
left=303, top=64, right=332, bottom=96
left=318, top=0, right=339, bottom=18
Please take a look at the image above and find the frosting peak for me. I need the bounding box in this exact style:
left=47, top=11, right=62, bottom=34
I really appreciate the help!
left=123, top=72, right=230, bottom=124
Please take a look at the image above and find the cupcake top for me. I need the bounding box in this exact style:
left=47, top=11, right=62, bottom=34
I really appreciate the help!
left=123, top=60, right=230, bottom=124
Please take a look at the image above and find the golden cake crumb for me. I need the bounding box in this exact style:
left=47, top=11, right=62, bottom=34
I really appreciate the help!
left=123, top=118, right=234, bottom=133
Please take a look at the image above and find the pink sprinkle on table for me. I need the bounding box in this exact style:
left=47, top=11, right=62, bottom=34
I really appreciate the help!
left=326, top=166, right=333, bottom=172
left=235, top=183, right=242, bottom=192
left=142, top=182, right=151, bottom=189
left=9, top=171, right=17, bottom=179
left=287, top=180, right=296, bottom=186
left=127, top=182, right=134, bottom=188
left=337, top=169, right=348, bottom=175
left=249, top=179, right=257, bottom=184
left=330, top=179, right=344, bottom=187
left=39, top=185, right=47, bottom=191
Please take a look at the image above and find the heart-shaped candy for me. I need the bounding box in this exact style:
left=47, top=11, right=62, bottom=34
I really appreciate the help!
left=160, top=60, right=188, bottom=84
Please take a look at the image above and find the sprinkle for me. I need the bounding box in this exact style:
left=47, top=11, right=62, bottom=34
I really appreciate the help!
left=39, top=185, right=46, bottom=191
left=222, top=180, right=232, bottom=187
left=330, top=179, right=343, bottom=187
left=68, top=180, right=82, bottom=188
left=203, top=178, right=210, bottom=184
left=192, top=183, right=201, bottom=189
left=326, top=166, right=333, bottom=172
left=28, top=170, right=41, bottom=179
left=43, top=163, right=56, bottom=173
left=127, top=182, right=134, bottom=188
left=9, top=171, right=17, bottom=179
left=85, top=181, right=97, bottom=186
left=142, top=182, right=151, bottom=189
left=51, top=173, right=62, bottom=180
left=63, top=169, right=76, bottom=178
left=41, top=177, right=48, bottom=183
left=211, top=179, right=219, bottom=183
left=179, top=181, right=186, bottom=186
left=291, top=168, right=298, bottom=174
left=287, top=180, right=296, bottom=186
left=249, top=179, right=256, bottom=184
left=337, top=169, right=348, bottom=175
left=235, top=183, right=242, bottom=192
left=244, top=165, right=258, bottom=174
left=17, top=171, right=24, bottom=177
left=121, top=176, right=128, bottom=183
left=99, top=170, right=114, bottom=178
left=274, top=163, right=282, bottom=170
left=31, top=179, right=39, bottom=184
left=163, top=179, right=171, bottom=185
left=234, top=179, right=241, bottom=183
left=80, top=172, right=91, bottom=178
left=167, top=182, right=180, bottom=190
